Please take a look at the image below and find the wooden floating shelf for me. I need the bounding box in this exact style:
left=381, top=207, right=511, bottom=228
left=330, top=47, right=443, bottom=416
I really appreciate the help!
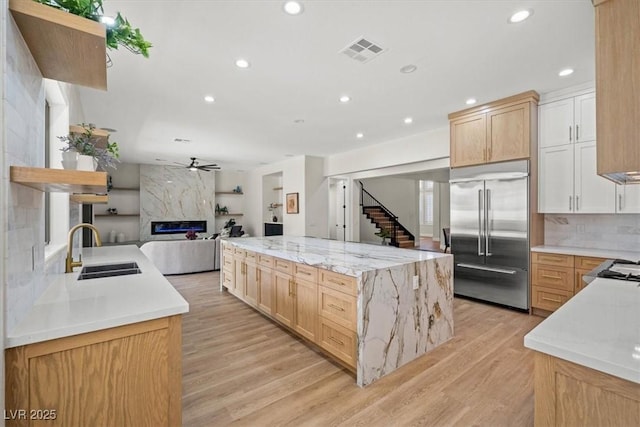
left=95, top=214, right=140, bottom=217
left=273, top=187, right=283, bottom=190
left=110, top=187, right=140, bottom=191
left=271, top=203, right=283, bottom=207
left=9, top=0, right=107, bottom=90
left=69, top=125, right=110, bottom=148
left=215, top=192, right=244, bottom=195
left=10, top=166, right=107, bottom=193
left=70, top=194, right=108, bottom=204
left=215, top=213, right=244, bottom=217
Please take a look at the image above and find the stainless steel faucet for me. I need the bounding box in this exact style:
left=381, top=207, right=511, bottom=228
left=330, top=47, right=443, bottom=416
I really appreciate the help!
left=66, top=223, right=102, bottom=273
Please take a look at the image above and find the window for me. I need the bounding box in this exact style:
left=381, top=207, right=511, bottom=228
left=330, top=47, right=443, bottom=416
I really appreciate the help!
left=419, top=180, right=434, bottom=225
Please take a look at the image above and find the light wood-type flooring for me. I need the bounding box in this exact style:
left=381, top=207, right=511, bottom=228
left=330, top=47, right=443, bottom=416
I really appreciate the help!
left=168, top=271, right=543, bottom=426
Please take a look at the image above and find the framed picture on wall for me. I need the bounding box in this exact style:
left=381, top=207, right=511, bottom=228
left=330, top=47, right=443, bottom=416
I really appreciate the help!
left=286, top=192, right=299, bottom=214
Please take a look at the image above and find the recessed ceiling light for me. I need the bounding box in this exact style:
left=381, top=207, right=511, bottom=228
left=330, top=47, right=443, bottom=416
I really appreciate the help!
left=283, top=1, right=303, bottom=15
left=204, top=95, right=215, bottom=103
left=235, top=59, right=250, bottom=69
left=509, top=9, right=532, bottom=23
left=339, top=95, right=351, bottom=103
left=294, top=119, right=305, bottom=124
left=404, top=117, right=413, bottom=124
left=100, top=16, right=115, bottom=26
left=558, top=68, right=574, bottom=77
left=356, top=133, right=364, bottom=139
left=285, top=154, right=295, bottom=157
left=400, top=64, right=417, bottom=74
left=466, top=98, right=477, bottom=105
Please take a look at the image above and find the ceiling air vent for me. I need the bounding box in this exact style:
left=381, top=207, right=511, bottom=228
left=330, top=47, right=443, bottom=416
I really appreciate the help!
left=340, top=37, right=386, bottom=63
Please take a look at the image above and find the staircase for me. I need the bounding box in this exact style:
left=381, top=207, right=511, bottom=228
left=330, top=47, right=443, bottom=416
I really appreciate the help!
left=359, top=182, right=416, bottom=249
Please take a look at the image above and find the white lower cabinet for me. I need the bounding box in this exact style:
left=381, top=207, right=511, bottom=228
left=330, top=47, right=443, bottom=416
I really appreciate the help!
left=539, top=141, right=616, bottom=214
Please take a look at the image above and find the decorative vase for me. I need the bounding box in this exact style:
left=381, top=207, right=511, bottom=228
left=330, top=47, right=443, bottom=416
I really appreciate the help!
left=77, top=154, right=98, bottom=171
left=272, top=215, right=278, bottom=222
left=61, top=151, right=78, bottom=169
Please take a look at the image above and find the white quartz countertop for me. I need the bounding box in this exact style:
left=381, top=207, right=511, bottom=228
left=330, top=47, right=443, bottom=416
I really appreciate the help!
left=531, top=245, right=640, bottom=262
left=226, top=236, right=450, bottom=276
left=524, top=277, right=640, bottom=384
left=6, top=245, right=189, bottom=348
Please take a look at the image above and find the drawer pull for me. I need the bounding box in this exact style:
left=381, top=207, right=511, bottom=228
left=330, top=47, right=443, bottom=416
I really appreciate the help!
left=328, top=303, right=345, bottom=312
left=299, top=270, right=312, bottom=276
left=329, top=336, right=344, bottom=346
left=541, top=296, right=562, bottom=303
left=541, top=274, right=561, bottom=280
left=329, top=279, right=346, bottom=286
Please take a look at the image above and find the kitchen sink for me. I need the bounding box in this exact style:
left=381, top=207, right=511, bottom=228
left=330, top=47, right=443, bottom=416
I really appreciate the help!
left=77, top=262, right=141, bottom=280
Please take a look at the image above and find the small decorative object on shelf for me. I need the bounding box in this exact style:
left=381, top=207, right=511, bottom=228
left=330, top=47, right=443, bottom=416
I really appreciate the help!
left=185, top=229, right=198, bottom=240
left=109, top=229, right=116, bottom=243
left=219, top=206, right=229, bottom=214
left=107, top=175, right=113, bottom=191
left=215, top=203, right=220, bottom=214
left=272, top=215, right=278, bottom=222
left=233, top=185, right=242, bottom=193
left=59, top=124, right=120, bottom=170
left=106, top=208, right=118, bottom=215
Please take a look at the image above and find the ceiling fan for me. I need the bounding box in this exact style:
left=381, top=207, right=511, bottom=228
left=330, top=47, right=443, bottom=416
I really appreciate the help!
left=174, top=157, right=221, bottom=172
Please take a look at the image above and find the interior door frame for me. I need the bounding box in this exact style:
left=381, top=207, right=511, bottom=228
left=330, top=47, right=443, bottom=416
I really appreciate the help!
left=327, top=176, right=352, bottom=241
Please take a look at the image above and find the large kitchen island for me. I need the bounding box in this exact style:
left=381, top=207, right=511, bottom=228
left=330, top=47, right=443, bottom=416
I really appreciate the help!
left=221, top=236, right=454, bottom=386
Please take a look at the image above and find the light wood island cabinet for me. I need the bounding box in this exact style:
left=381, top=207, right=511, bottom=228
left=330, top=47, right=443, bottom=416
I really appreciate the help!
left=6, top=316, right=182, bottom=427
left=449, top=91, right=539, bottom=168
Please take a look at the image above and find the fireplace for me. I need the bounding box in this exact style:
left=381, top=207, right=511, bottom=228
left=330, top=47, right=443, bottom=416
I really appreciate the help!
left=151, top=220, right=207, bottom=235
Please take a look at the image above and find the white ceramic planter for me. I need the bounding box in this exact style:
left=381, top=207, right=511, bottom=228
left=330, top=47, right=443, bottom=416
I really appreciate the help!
left=61, top=151, right=78, bottom=169
left=77, top=154, right=98, bottom=171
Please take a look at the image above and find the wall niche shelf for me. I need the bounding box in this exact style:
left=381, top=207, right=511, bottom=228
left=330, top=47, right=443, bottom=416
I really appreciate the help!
left=273, top=187, right=283, bottom=191
left=215, top=213, right=244, bottom=217
left=110, top=187, right=140, bottom=191
left=9, top=0, right=107, bottom=90
left=94, top=214, right=140, bottom=217
left=70, top=194, right=108, bottom=204
left=215, top=191, right=243, bottom=195
left=10, top=166, right=107, bottom=193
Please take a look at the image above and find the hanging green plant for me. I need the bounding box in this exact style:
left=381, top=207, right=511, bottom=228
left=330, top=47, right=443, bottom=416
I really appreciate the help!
left=34, top=0, right=152, bottom=58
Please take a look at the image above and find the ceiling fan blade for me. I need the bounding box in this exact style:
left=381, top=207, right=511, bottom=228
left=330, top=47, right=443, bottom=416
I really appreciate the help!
left=198, top=163, right=218, bottom=168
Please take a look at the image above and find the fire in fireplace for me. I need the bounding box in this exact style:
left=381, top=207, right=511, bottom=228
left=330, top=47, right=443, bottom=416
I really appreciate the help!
left=151, top=220, right=207, bottom=235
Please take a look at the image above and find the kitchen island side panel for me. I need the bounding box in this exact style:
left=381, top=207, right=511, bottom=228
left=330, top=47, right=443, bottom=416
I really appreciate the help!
left=358, top=255, right=454, bottom=386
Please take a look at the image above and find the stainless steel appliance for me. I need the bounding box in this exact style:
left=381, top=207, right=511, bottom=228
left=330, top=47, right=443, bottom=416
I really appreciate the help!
left=595, top=259, right=640, bottom=283
left=450, top=160, right=530, bottom=310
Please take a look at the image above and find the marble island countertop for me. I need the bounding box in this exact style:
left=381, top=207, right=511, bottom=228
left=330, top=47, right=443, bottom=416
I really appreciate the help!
left=7, top=245, right=189, bottom=348
left=524, top=277, right=640, bottom=384
left=226, top=236, right=451, bottom=277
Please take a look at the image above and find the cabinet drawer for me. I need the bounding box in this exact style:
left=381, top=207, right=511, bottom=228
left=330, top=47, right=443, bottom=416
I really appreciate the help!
left=294, top=263, right=318, bottom=282
left=274, top=257, right=293, bottom=273
left=532, top=252, right=574, bottom=267
left=233, top=247, right=246, bottom=258
left=258, top=254, right=273, bottom=268
left=245, top=250, right=257, bottom=262
left=575, top=256, right=606, bottom=270
left=320, top=270, right=357, bottom=297
left=222, top=271, right=233, bottom=289
left=223, top=244, right=234, bottom=255
left=532, top=264, right=575, bottom=291
left=318, top=286, right=357, bottom=332
left=222, top=256, right=233, bottom=271
left=318, top=317, right=357, bottom=368
left=532, top=285, right=572, bottom=312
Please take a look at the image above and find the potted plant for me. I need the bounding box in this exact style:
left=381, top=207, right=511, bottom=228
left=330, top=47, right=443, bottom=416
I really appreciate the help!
left=59, top=124, right=120, bottom=170
left=375, top=228, right=392, bottom=245
left=34, top=0, right=152, bottom=59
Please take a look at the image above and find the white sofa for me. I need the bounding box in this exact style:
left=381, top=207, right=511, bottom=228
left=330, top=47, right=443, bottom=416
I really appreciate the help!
left=140, top=238, right=220, bottom=275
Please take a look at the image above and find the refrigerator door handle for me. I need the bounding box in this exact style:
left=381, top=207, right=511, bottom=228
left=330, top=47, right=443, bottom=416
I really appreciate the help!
left=478, top=189, right=484, bottom=256
left=485, top=188, right=492, bottom=257
left=456, top=263, right=517, bottom=275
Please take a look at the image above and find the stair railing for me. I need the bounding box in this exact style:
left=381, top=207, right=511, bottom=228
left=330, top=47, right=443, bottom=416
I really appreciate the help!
left=358, top=181, right=415, bottom=246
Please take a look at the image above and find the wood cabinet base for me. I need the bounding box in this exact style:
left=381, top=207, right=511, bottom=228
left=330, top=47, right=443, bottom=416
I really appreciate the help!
left=5, top=316, right=182, bottom=427
left=534, top=352, right=640, bottom=427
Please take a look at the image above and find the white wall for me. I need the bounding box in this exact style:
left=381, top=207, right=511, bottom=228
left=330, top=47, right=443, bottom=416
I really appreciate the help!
left=325, top=127, right=449, bottom=176
left=359, top=177, right=419, bottom=243
left=305, top=156, right=328, bottom=238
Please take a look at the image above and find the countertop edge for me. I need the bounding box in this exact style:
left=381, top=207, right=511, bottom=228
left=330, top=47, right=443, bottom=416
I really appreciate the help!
left=531, top=245, right=640, bottom=261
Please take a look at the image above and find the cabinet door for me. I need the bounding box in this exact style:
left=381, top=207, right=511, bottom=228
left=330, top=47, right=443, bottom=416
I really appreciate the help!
left=234, top=258, right=245, bottom=298
left=450, top=114, right=487, bottom=168
left=257, top=265, right=273, bottom=314
left=244, top=260, right=258, bottom=307
left=273, top=270, right=294, bottom=327
left=616, top=184, right=640, bottom=213
left=574, top=141, right=616, bottom=213
left=539, top=145, right=574, bottom=213
left=539, top=98, right=574, bottom=148
left=574, top=93, right=596, bottom=143
left=487, top=102, right=530, bottom=163
left=293, top=277, right=317, bottom=341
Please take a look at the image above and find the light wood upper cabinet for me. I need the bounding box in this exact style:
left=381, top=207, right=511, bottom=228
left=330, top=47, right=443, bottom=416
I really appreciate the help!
left=449, top=91, right=539, bottom=168
left=450, top=114, right=486, bottom=167
left=595, top=0, right=640, bottom=181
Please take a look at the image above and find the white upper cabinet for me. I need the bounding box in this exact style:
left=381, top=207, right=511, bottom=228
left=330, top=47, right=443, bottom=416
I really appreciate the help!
left=539, top=145, right=574, bottom=213
left=574, top=93, right=596, bottom=143
left=539, top=98, right=574, bottom=148
left=616, top=184, right=640, bottom=214
left=574, top=141, right=616, bottom=213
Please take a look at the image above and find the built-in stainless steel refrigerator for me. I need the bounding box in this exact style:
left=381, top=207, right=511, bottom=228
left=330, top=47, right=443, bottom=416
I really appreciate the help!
left=450, top=160, right=530, bottom=310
